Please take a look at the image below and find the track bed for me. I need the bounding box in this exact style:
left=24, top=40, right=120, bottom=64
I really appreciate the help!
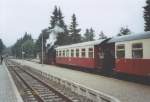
left=5, top=60, right=92, bottom=102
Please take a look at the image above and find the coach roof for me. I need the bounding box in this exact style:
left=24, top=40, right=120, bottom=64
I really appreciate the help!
left=55, top=39, right=105, bottom=49
left=108, top=31, right=150, bottom=43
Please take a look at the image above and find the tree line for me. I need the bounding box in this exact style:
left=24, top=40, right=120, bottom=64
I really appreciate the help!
left=11, top=32, right=35, bottom=58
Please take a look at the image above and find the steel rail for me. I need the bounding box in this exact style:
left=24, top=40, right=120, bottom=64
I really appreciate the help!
left=12, top=67, right=44, bottom=102
left=6, top=60, right=73, bottom=102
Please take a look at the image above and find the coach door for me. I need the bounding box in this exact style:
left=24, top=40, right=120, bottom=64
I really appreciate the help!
left=96, top=47, right=103, bottom=69
left=102, top=43, right=115, bottom=73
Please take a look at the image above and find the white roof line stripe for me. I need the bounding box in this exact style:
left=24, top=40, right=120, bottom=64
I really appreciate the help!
left=56, top=39, right=105, bottom=49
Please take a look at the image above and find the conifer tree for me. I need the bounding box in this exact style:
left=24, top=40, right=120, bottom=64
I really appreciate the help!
left=83, top=29, right=90, bottom=41
left=83, top=28, right=95, bottom=41
left=89, top=28, right=95, bottom=41
left=22, top=32, right=32, bottom=42
left=143, top=0, right=150, bottom=31
left=22, top=40, right=35, bottom=58
left=99, top=31, right=107, bottom=39
left=69, top=14, right=81, bottom=44
left=117, top=26, right=131, bottom=36
left=50, top=6, right=59, bottom=29
left=48, top=6, right=70, bottom=45
left=56, top=8, right=70, bottom=45
left=58, top=8, right=65, bottom=28
left=11, top=32, right=34, bottom=58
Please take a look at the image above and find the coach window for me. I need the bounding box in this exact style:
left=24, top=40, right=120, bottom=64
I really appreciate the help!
left=56, top=51, right=58, bottom=56
left=81, top=49, right=86, bottom=58
left=66, top=50, right=69, bottom=57
left=132, top=43, right=143, bottom=59
left=71, top=49, right=74, bottom=57
left=63, top=50, right=65, bottom=57
left=76, top=49, right=79, bottom=57
left=116, top=44, right=125, bottom=58
left=88, top=48, right=93, bottom=58
left=59, top=51, right=61, bottom=57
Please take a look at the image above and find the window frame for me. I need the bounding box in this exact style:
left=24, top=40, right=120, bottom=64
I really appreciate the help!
left=116, top=44, right=125, bottom=59
left=132, top=43, right=143, bottom=59
left=56, top=50, right=58, bottom=57
left=59, top=50, right=62, bottom=57
left=71, top=49, right=74, bottom=57
left=88, top=48, right=94, bottom=58
left=81, top=48, right=86, bottom=58
left=66, top=49, right=69, bottom=57
left=76, top=49, right=79, bottom=57
left=63, top=50, right=65, bottom=57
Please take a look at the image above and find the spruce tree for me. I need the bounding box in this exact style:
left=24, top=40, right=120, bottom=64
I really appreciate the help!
left=83, top=28, right=95, bottom=41
left=22, top=40, right=35, bottom=58
left=144, top=0, right=150, bottom=31
left=89, top=28, right=95, bottom=41
left=69, top=14, right=81, bottom=44
left=99, top=31, right=107, bottom=39
left=50, top=6, right=59, bottom=29
left=56, top=8, right=70, bottom=45
left=83, top=29, right=90, bottom=41
left=11, top=32, right=35, bottom=58
left=117, top=26, right=131, bottom=36
left=22, top=32, right=32, bottom=42
left=58, top=8, right=65, bottom=28
left=48, top=6, right=70, bottom=45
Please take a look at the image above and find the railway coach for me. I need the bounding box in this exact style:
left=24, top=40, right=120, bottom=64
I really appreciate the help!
left=55, top=39, right=110, bottom=71
left=108, top=32, right=150, bottom=77
left=51, top=32, right=150, bottom=77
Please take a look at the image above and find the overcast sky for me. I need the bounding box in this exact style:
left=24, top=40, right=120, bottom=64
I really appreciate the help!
left=0, top=0, right=146, bottom=46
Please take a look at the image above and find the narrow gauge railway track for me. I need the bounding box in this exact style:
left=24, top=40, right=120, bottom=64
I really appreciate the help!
left=5, top=60, right=92, bottom=102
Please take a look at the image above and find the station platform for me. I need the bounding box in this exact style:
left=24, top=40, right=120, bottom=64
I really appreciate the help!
left=12, top=59, right=150, bottom=102
left=0, top=63, right=23, bottom=102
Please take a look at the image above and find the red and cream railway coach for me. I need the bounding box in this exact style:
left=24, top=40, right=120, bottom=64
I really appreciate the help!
left=55, top=40, right=106, bottom=69
left=108, top=32, right=150, bottom=77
